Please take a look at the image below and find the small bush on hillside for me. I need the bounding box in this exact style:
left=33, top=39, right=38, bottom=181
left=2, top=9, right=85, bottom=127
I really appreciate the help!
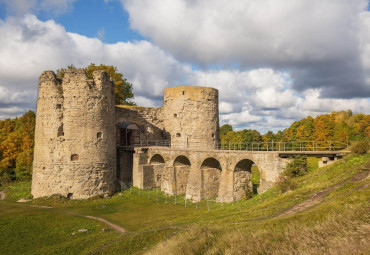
left=351, top=140, right=370, bottom=155
left=283, top=156, right=308, bottom=178
left=277, top=175, right=297, bottom=193
left=277, top=156, right=307, bottom=193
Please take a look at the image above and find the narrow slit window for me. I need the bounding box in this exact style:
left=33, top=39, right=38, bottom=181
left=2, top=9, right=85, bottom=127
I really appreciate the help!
left=71, top=154, right=79, bottom=161
left=57, top=124, right=64, bottom=137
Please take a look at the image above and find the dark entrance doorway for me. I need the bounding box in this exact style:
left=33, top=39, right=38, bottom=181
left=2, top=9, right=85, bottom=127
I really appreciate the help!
left=117, top=123, right=140, bottom=146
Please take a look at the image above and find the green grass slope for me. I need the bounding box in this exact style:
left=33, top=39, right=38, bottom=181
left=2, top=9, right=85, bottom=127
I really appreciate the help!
left=0, top=154, right=369, bottom=255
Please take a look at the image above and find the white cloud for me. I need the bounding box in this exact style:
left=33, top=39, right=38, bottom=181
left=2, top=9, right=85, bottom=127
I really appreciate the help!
left=0, top=106, right=27, bottom=119
left=0, top=14, right=369, bottom=133
left=300, top=89, right=370, bottom=114
left=122, top=0, right=370, bottom=98
left=219, top=102, right=233, bottom=114
left=123, top=0, right=366, bottom=64
left=0, top=86, right=32, bottom=104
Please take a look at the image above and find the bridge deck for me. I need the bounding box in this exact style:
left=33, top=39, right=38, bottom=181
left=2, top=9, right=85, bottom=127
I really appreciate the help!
left=118, top=146, right=349, bottom=157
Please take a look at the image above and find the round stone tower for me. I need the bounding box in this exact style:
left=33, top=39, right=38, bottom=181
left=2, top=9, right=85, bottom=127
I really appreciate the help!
left=163, top=86, right=219, bottom=148
left=32, top=69, right=116, bottom=199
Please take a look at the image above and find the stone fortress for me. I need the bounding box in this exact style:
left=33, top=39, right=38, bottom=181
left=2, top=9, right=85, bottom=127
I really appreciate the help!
left=33, top=69, right=340, bottom=202
left=32, top=69, right=223, bottom=200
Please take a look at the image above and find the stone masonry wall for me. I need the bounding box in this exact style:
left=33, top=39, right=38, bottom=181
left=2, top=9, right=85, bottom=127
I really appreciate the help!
left=32, top=69, right=116, bottom=199
left=116, top=106, right=166, bottom=142
left=163, top=86, right=219, bottom=148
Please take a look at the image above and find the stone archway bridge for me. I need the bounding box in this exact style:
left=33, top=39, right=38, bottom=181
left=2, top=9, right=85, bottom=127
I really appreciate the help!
left=124, top=141, right=349, bottom=203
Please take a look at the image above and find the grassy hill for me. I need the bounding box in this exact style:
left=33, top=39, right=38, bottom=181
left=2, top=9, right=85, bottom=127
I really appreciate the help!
left=0, top=154, right=369, bottom=255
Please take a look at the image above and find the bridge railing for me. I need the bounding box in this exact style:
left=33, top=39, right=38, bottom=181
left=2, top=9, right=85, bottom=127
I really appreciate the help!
left=222, top=141, right=349, bottom=151
left=121, top=140, right=349, bottom=151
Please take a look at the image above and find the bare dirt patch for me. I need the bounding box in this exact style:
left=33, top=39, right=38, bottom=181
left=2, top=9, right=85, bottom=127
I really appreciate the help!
left=0, top=190, right=6, bottom=200
left=84, top=216, right=128, bottom=233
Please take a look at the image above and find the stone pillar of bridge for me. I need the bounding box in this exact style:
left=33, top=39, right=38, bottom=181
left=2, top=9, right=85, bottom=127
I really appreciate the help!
left=318, top=156, right=338, bottom=168
left=132, top=148, right=149, bottom=189
left=185, top=156, right=202, bottom=202
left=161, top=166, right=176, bottom=195
left=217, top=161, right=234, bottom=203
left=255, top=153, right=291, bottom=193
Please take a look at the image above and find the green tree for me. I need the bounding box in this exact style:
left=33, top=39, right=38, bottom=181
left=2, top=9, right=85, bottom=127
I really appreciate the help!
left=220, top=124, right=233, bottom=137
left=240, top=129, right=262, bottom=143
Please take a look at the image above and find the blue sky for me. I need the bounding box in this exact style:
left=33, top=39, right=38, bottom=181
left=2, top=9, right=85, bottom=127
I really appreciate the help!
left=0, top=0, right=145, bottom=43
left=48, top=1, right=145, bottom=43
left=0, top=0, right=369, bottom=133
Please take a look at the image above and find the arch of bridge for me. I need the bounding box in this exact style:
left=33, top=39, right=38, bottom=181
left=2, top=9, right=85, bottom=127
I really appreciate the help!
left=146, top=148, right=267, bottom=172
left=149, top=154, right=165, bottom=165
left=142, top=147, right=283, bottom=201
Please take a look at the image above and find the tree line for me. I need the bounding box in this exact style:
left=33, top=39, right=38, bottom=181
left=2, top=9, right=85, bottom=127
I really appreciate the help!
left=220, top=110, right=369, bottom=145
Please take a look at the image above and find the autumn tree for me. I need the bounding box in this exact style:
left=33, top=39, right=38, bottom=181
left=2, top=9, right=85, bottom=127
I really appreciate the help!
left=219, top=110, right=368, bottom=148
left=0, top=111, right=35, bottom=184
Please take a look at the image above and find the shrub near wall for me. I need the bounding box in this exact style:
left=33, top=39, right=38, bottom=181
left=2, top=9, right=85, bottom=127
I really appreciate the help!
left=278, top=156, right=308, bottom=193
left=351, top=140, right=370, bottom=155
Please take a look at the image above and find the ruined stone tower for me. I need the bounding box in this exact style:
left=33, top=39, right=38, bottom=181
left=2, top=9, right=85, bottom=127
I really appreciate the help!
left=163, top=86, right=219, bottom=148
left=31, top=69, right=116, bottom=199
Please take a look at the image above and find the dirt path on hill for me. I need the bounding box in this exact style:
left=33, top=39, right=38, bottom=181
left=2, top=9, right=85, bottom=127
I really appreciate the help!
left=0, top=190, right=6, bottom=200
left=275, top=168, right=370, bottom=218
left=84, top=216, right=128, bottom=233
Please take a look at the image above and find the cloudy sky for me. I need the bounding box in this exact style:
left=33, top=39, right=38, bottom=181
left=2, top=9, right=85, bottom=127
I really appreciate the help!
left=0, top=0, right=369, bottom=133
